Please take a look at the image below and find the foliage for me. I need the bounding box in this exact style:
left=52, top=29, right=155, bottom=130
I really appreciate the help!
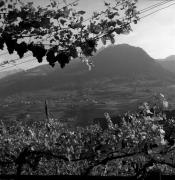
left=0, top=0, right=139, bottom=68
left=0, top=94, right=175, bottom=178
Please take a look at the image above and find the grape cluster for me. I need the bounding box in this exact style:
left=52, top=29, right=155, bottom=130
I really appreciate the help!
left=15, top=42, right=28, bottom=58
left=28, top=43, right=47, bottom=63
left=56, top=52, right=70, bottom=69
left=46, top=48, right=71, bottom=68
left=0, top=36, right=79, bottom=68
left=3, top=34, right=17, bottom=54
left=0, top=33, right=93, bottom=68
left=46, top=48, right=56, bottom=67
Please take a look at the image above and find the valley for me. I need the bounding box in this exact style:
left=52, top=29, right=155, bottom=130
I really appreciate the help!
left=0, top=78, right=175, bottom=129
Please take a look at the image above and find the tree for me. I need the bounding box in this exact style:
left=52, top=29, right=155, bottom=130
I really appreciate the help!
left=0, top=0, right=139, bottom=68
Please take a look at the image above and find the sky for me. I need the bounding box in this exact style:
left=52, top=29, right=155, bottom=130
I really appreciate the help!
left=0, top=0, right=175, bottom=71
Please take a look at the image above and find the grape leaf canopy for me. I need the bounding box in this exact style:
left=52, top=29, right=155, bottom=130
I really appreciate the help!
left=0, top=0, right=139, bottom=68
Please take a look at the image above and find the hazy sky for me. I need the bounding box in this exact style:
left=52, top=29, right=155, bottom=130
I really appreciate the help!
left=1, top=0, right=175, bottom=71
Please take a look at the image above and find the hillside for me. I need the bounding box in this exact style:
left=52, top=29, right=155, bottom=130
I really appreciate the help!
left=158, top=55, right=175, bottom=74
left=0, top=68, right=22, bottom=79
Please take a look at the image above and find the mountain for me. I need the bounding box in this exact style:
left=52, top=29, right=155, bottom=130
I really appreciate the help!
left=0, top=44, right=174, bottom=98
left=90, top=44, right=171, bottom=77
left=158, top=55, right=175, bottom=74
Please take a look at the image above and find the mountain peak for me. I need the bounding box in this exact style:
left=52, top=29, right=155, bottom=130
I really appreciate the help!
left=89, top=43, right=156, bottom=76
left=94, top=44, right=153, bottom=61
